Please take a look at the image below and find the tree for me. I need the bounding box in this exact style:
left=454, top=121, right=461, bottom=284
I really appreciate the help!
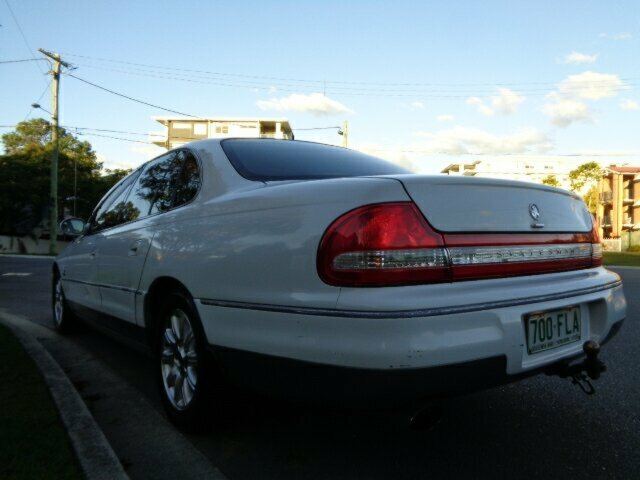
left=567, top=161, right=603, bottom=213
left=0, top=119, right=130, bottom=235
left=2, top=118, right=95, bottom=161
left=541, top=175, right=561, bottom=187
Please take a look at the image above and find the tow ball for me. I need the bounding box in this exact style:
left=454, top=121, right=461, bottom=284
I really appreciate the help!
left=546, top=340, right=606, bottom=395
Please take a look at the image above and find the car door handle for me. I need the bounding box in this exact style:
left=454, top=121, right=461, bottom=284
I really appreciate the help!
left=129, top=239, right=144, bottom=256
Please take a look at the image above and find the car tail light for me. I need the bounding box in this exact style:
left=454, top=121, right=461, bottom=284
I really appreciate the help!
left=318, top=202, right=603, bottom=287
left=317, top=203, right=450, bottom=286
left=590, top=219, right=603, bottom=267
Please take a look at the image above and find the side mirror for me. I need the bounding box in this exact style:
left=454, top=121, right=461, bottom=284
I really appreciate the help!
left=59, top=217, right=86, bottom=236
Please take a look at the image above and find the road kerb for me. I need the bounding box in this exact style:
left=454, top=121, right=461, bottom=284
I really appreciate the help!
left=0, top=317, right=129, bottom=480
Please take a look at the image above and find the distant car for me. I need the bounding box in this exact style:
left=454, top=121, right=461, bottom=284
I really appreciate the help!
left=53, top=139, right=626, bottom=430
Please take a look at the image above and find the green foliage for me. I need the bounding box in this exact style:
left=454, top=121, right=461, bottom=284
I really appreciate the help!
left=583, top=186, right=599, bottom=213
left=567, top=161, right=603, bottom=214
left=2, top=118, right=95, bottom=162
left=541, top=175, right=561, bottom=187
left=568, top=161, right=602, bottom=192
left=0, top=119, right=131, bottom=235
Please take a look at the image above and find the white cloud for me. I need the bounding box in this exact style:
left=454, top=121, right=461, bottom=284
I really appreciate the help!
left=466, top=96, right=495, bottom=116
left=620, top=99, right=639, bottom=110
left=467, top=88, right=524, bottom=116
left=256, top=92, right=352, bottom=115
left=97, top=152, right=139, bottom=171
left=412, top=126, right=552, bottom=155
left=130, top=144, right=165, bottom=160
left=410, top=101, right=425, bottom=110
left=542, top=94, right=592, bottom=127
left=599, top=32, right=632, bottom=40
left=436, top=114, right=455, bottom=122
left=353, top=142, right=417, bottom=172
left=492, top=88, right=526, bottom=114
left=563, top=51, right=598, bottom=64
left=558, top=71, right=625, bottom=100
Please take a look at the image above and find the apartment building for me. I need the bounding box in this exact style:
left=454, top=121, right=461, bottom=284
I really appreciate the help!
left=151, top=117, right=294, bottom=149
left=597, top=166, right=640, bottom=238
left=440, top=157, right=587, bottom=189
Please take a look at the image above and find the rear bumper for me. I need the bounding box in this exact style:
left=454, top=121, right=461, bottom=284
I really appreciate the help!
left=197, top=268, right=627, bottom=401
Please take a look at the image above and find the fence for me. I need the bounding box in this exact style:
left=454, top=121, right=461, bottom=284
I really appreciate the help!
left=0, top=235, right=70, bottom=255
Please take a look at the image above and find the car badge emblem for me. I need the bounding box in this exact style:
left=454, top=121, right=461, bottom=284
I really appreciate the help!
left=529, top=204, right=540, bottom=221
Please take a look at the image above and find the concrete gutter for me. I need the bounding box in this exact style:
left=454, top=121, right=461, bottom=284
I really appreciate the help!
left=1, top=318, right=129, bottom=480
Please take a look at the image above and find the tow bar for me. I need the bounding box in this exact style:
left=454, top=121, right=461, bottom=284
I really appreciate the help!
left=547, top=340, right=606, bottom=395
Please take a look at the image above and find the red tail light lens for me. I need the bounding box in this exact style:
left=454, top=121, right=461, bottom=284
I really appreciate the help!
left=317, top=203, right=449, bottom=286
left=590, top=219, right=603, bottom=267
left=318, top=203, right=603, bottom=287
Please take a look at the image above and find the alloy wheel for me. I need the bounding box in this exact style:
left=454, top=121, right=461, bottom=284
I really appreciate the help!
left=160, top=308, right=199, bottom=410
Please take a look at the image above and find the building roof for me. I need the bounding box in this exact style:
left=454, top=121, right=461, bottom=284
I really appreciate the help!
left=440, top=161, right=480, bottom=173
left=153, top=116, right=292, bottom=126
left=606, top=165, right=640, bottom=174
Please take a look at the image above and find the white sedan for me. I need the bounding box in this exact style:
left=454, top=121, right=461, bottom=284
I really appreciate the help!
left=53, top=139, right=626, bottom=431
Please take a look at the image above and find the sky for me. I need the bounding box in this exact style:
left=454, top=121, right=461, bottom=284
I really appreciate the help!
left=1, top=0, right=639, bottom=173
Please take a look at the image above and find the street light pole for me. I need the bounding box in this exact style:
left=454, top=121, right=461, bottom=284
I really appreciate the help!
left=341, top=120, right=348, bottom=148
left=38, top=49, right=70, bottom=255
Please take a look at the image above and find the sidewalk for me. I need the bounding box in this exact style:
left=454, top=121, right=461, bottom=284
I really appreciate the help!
left=0, top=319, right=128, bottom=480
left=0, top=311, right=227, bottom=480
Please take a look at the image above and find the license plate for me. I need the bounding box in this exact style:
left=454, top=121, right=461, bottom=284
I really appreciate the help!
left=525, top=306, right=581, bottom=354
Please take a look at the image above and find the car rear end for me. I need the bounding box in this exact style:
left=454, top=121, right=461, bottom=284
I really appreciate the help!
left=310, top=175, right=626, bottom=400
left=197, top=140, right=626, bottom=404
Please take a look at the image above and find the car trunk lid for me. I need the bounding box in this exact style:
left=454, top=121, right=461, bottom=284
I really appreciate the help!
left=392, top=175, right=593, bottom=233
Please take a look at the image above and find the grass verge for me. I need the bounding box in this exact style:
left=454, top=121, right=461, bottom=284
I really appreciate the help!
left=0, top=325, right=83, bottom=480
left=603, top=252, right=640, bottom=267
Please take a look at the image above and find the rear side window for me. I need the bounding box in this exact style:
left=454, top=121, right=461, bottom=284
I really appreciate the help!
left=221, top=139, right=410, bottom=181
left=125, top=149, right=200, bottom=222
left=90, top=171, right=140, bottom=233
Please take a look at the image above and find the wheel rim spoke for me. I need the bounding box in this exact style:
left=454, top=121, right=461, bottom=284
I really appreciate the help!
left=54, top=280, right=63, bottom=325
left=173, top=373, right=185, bottom=406
left=171, top=313, right=183, bottom=342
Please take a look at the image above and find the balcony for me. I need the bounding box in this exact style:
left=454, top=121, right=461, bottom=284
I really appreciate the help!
left=599, top=191, right=612, bottom=204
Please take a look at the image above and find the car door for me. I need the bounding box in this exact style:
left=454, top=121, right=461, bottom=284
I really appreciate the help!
left=60, top=173, right=139, bottom=313
left=95, top=150, right=200, bottom=327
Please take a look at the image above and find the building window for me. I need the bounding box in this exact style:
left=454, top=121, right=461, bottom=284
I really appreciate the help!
left=215, top=125, right=229, bottom=134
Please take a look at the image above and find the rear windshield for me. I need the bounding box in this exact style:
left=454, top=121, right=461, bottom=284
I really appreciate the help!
left=221, top=139, right=410, bottom=181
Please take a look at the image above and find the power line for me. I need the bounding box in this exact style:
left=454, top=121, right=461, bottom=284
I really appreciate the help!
left=23, top=78, right=52, bottom=121
left=73, top=131, right=153, bottom=144
left=0, top=58, right=49, bottom=64
left=61, top=51, right=639, bottom=89
left=2, top=122, right=638, bottom=157
left=67, top=62, right=638, bottom=98
left=65, top=126, right=163, bottom=137
left=2, top=0, right=49, bottom=83
left=68, top=62, right=636, bottom=96
left=65, top=73, right=201, bottom=118
left=293, top=126, right=340, bottom=131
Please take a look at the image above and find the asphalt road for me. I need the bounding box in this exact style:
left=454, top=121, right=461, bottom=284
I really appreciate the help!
left=1, top=255, right=638, bottom=480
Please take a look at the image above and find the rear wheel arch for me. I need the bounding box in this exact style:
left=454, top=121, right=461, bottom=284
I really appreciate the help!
left=143, top=276, right=195, bottom=350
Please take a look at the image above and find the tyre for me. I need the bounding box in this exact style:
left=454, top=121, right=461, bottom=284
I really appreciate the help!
left=52, top=272, right=76, bottom=333
left=156, top=290, right=218, bottom=432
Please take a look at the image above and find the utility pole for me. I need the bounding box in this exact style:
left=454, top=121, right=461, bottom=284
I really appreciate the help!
left=38, top=49, right=71, bottom=255
left=341, top=120, right=348, bottom=148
